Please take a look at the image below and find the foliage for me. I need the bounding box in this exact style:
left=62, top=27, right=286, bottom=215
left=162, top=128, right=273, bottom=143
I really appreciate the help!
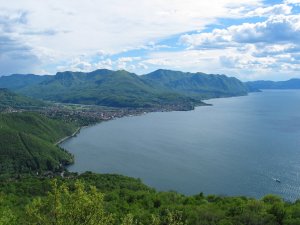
left=25, top=179, right=114, bottom=225
left=0, top=193, right=16, bottom=225
left=0, top=173, right=300, bottom=225
left=0, top=112, right=77, bottom=173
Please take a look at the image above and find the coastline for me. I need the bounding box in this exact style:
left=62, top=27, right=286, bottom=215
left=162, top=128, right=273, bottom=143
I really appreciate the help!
left=55, top=127, right=82, bottom=145
left=54, top=93, right=249, bottom=148
left=54, top=102, right=207, bottom=146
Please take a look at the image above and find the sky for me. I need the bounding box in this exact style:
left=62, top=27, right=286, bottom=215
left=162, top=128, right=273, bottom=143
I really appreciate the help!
left=0, top=0, right=300, bottom=81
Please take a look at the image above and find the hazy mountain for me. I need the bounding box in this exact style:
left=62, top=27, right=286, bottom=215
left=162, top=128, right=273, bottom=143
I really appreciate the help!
left=245, top=79, right=300, bottom=90
left=142, top=69, right=248, bottom=99
left=0, top=69, right=249, bottom=108
left=0, top=74, right=50, bottom=91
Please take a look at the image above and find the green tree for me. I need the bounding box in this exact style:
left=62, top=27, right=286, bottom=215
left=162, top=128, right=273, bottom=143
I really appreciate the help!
left=25, top=179, right=114, bottom=225
left=0, top=193, right=16, bottom=225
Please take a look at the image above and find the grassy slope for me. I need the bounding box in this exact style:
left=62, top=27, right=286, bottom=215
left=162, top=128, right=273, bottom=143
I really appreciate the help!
left=0, top=112, right=77, bottom=173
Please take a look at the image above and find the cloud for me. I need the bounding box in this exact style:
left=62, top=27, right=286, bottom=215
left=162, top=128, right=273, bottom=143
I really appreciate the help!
left=245, top=4, right=292, bottom=17
left=0, top=0, right=263, bottom=74
left=181, top=14, right=300, bottom=49
left=0, top=34, right=40, bottom=75
left=285, top=0, right=300, bottom=4
left=0, top=0, right=300, bottom=80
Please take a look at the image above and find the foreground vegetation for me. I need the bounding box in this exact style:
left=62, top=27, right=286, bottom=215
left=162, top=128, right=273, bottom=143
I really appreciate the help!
left=0, top=172, right=300, bottom=225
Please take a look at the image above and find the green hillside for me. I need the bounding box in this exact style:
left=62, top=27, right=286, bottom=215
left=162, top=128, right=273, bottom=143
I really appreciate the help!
left=19, top=70, right=195, bottom=108
left=142, top=69, right=248, bottom=99
left=0, top=69, right=249, bottom=108
left=0, top=88, right=46, bottom=110
left=0, top=112, right=77, bottom=173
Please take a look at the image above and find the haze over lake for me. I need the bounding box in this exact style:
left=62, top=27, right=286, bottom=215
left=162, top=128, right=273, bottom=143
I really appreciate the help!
left=61, top=90, right=300, bottom=201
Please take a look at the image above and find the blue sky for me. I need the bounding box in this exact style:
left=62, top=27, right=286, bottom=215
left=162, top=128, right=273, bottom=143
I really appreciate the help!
left=0, top=0, right=300, bottom=80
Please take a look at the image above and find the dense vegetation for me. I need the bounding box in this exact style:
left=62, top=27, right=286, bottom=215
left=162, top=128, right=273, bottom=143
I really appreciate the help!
left=0, top=88, right=45, bottom=110
left=0, top=69, right=249, bottom=108
left=0, top=172, right=299, bottom=225
left=0, top=112, right=77, bottom=174
left=245, top=79, right=300, bottom=91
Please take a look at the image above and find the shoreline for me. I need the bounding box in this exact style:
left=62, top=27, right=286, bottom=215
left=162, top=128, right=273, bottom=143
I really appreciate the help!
left=54, top=102, right=208, bottom=146
left=55, top=127, right=82, bottom=145
left=54, top=94, right=249, bottom=148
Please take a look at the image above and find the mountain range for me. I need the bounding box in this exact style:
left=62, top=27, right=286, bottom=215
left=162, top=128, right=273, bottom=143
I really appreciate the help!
left=245, top=79, right=300, bottom=91
left=0, top=69, right=248, bottom=108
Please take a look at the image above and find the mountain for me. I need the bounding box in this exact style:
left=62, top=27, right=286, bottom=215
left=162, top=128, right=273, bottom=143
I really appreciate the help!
left=0, top=88, right=46, bottom=110
left=0, top=74, right=50, bottom=91
left=245, top=79, right=300, bottom=90
left=0, top=112, right=77, bottom=173
left=18, top=69, right=197, bottom=108
left=0, top=69, right=249, bottom=108
left=142, top=69, right=248, bottom=99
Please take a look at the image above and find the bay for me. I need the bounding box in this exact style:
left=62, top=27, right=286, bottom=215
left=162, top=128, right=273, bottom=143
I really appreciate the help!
left=61, top=90, right=300, bottom=201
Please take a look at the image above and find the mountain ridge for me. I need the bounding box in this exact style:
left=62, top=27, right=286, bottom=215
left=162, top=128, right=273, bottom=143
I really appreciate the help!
left=0, top=88, right=46, bottom=110
left=245, top=78, right=300, bottom=91
left=0, top=69, right=249, bottom=108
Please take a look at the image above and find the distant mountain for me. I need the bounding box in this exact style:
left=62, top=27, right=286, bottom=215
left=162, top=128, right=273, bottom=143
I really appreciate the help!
left=0, top=74, right=49, bottom=91
left=0, top=69, right=249, bottom=108
left=142, top=69, right=248, bottom=99
left=245, top=79, right=300, bottom=91
left=0, top=112, right=77, bottom=173
left=17, top=69, right=197, bottom=108
left=0, top=88, right=46, bottom=110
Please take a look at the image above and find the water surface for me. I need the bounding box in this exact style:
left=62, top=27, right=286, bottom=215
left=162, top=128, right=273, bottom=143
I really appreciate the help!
left=61, top=90, right=300, bottom=201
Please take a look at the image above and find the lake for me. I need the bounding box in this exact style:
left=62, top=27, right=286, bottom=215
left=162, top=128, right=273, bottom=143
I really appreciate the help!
left=61, top=90, right=300, bottom=201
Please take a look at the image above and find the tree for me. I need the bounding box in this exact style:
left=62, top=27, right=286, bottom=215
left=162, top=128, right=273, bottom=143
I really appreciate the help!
left=0, top=193, right=16, bottom=225
left=25, top=179, right=114, bottom=225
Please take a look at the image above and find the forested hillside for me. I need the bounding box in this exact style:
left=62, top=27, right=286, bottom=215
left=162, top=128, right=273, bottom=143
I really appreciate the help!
left=0, top=89, right=46, bottom=110
left=0, top=112, right=77, bottom=173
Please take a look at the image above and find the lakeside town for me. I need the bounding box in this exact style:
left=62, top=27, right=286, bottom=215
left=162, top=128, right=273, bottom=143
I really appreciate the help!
left=1, top=101, right=199, bottom=126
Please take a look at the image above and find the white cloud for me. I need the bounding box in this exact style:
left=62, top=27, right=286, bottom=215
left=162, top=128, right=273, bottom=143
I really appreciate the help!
left=0, top=0, right=263, bottom=74
left=1, top=0, right=300, bottom=80
left=181, top=14, right=300, bottom=48
left=245, top=4, right=292, bottom=17
left=285, top=0, right=300, bottom=4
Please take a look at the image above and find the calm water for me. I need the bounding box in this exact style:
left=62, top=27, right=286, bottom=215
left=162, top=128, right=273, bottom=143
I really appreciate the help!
left=61, top=90, right=300, bottom=201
